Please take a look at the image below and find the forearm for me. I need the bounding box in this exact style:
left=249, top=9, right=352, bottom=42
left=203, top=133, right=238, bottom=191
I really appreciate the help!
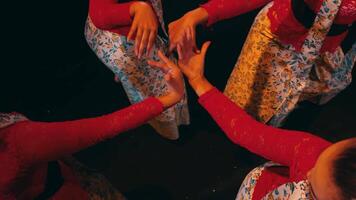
left=5, top=97, right=163, bottom=165
left=200, top=0, right=271, bottom=26
left=189, top=77, right=214, bottom=97
left=183, top=7, right=209, bottom=27
left=198, top=87, right=331, bottom=166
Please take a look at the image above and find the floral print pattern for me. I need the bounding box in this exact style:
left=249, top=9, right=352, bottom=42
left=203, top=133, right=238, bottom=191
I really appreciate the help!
left=84, top=0, right=189, bottom=140
left=236, top=162, right=314, bottom=200
left=61, top=157, right=126, bottom=200
left=224, top=0, right=353, bottom=126
left=262, top=180, right=314, bottom=200
left=0, top=112, right=28, bottom=129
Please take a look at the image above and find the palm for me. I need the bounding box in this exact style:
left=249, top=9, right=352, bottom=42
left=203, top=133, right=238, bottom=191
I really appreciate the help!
left=147, top=51, right=185, bottom=108
left=177, top=41, right=211, bottom=82
left=178, top=52, right=204, bottom=81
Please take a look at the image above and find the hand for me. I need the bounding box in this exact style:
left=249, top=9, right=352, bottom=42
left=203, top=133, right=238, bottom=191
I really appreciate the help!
left=178, top=41, right=213, bottom=96
left=168, top=7, right=208, bottom=54
left=148, top=51, right=185, bottom=108
left=128, top=2, right=158, bottom=59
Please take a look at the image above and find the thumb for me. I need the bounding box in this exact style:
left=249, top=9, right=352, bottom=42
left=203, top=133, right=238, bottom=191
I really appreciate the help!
left=200, top=41, right=211, bottom=57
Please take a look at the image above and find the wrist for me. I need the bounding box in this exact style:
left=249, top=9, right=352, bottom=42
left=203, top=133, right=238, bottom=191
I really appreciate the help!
left=189, top=76, right=213, bottom=96
left=130, top=1, right=148, bottom=16
left=186, top=7, right=209, bottom=26
left=157, top=94, right=179, bottom=109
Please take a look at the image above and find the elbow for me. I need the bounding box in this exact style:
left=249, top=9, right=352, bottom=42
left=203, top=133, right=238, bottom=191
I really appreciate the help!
left=88, top=7, right=114, bottom=30
left=89, top=14, right=112, bottom=30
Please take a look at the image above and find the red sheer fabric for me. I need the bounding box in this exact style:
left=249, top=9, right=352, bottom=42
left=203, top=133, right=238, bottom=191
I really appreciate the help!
left=198, top=88, right=331, bottom=198
left=88, top=0, right=135, bottom=36
left=201, top=0, right=355, bottom=52
left=0, top=97, right=163, bottom=199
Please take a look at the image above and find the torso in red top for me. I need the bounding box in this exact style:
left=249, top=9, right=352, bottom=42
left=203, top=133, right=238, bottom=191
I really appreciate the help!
left=268, top=0, right=355, bottom=52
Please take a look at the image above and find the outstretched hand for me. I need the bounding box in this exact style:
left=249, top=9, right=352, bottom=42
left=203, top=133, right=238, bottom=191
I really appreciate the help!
left=148, top=51, right=185, bottom=108
left=168, top=8, right=208, bottom=54
left=177, top=41, right=213, bottom=96
left=177, top=41, right=210, bottom=83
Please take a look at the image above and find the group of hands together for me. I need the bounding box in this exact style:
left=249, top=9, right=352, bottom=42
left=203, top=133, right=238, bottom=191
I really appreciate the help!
left=128, top=2, right=212, bottom=108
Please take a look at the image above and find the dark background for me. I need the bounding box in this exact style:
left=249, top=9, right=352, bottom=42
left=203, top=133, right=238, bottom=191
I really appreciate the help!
left=1, top=1, right=355, bottom=199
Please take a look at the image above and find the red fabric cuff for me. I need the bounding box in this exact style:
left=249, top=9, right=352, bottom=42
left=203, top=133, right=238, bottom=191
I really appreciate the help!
left=118, top=2, right=135, bottom=25
left=200, top=2, right=220, bottom=27
left=145, top=97, right=164, bottom=115
left=198, top=87, right=220, bottom=104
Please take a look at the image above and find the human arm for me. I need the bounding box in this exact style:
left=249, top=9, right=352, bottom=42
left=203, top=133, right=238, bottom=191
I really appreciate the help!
left=3, top=98, right=163, bottom=166
left=157, top=40, right=331, bottom=168
left=2, top=58, right=185, bottom=166
left=198, top=88, right=330, bottom=168
left=201, top=0, right=272, bottom=26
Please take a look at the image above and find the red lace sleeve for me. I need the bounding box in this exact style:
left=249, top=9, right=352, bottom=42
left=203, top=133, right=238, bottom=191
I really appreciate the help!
left=89, top=0, right=135, bottom=30
left=2, top=97, right=163, bottom=166
left=200, top=0, right=271, bottom=26
left=198, top=88, right=331, bottom=177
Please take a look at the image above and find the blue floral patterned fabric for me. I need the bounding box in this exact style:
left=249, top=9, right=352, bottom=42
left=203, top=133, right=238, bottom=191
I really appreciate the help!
left=84, top=0, right=189, bottom=140
left=236, top=162, right=315, bottom=200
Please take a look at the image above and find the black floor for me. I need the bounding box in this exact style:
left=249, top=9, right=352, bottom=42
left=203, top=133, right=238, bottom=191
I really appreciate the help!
left=2, top=1, right=355, bottom=199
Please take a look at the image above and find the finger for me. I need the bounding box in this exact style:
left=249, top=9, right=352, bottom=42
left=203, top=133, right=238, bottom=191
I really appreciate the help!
left=185, top=28, right=191, bottom=41
left=178, top=34, right=185, bottom=48
left=169, top=42, right=177, bottom=54
left=146, top=30, right=156, bottom=56
left=138, top=29, right=149, bottom=58
left=190, top=27, right=199, bottom=53
left=127, top=22, right=137, bottom=41
left=177, top=44, right=183, bottom=60
left=135, top=27, right=143, bottom=56
left=157, top=50, right=173, bottom=66
left=200, top=41, right=211, bottom=57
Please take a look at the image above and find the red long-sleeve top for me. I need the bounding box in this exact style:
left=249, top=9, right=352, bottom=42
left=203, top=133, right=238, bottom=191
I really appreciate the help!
left=201, top=0, right=356, bottom=53
left=0, top=97, right=163, bottom=200
left=198, top=88, right=331, bottom=200
left=88, top=0, right=135, bottom=36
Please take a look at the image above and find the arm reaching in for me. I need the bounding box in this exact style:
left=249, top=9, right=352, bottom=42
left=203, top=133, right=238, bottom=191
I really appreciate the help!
left=155, top=39, right=331, bottom=170
left=2, top=57, right=185, bottom=166
left=201, top=0, right=271, bottom=26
